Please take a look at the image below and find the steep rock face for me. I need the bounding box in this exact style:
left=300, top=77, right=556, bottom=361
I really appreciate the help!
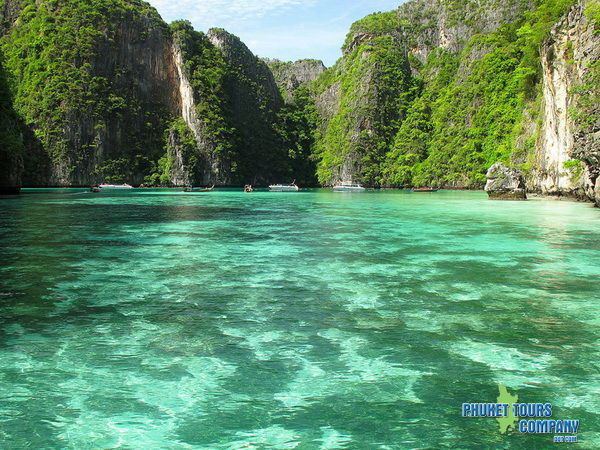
left=570, top=2, right=600, bottom=205
left=166, top=129, right=191, bottom=187
left=532, top=0, right=599, bottom=200
left=314, top=0, right=535, bottom=185
left=0, top=57, right=23, bottom=193
left=165, top=25, right=291, bottom=186
left=266, top=59, right=326, bottom=103
left=170, top=33, right=224, bottom=185
left=0, top=1, right=325, bottom=188
left=0, top=0, right=23, bottom=32
left=163, top=120, right=203, bottom=187
left=206, top=28, right=288, bottom=184
left=394, top=0, right=534, bottom=62
left=0, top=0, right=181, bottom=186
left=208, top=29, right=282, bottom=112
left=314, top=33, right=413, bottom=185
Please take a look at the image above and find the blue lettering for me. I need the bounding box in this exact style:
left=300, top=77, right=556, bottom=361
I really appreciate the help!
left=519, top=420, right=528, bottom=433
left=565, top=420, right=580, bottom=433
left=520, top=404, right=529, bottom=417
left=462, top=403, right=471, bottom=417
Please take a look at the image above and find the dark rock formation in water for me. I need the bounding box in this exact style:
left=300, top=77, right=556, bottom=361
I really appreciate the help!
left=485, top=163, right=527, bottom=200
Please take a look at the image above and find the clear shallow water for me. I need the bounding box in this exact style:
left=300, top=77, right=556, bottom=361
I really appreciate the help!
left=0, top=189, right=599, bottom=448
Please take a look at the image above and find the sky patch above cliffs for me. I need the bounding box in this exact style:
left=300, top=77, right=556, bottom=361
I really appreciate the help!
left=147, top=0, right=403, bottom=66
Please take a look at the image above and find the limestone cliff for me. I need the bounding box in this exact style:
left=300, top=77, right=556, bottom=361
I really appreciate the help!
left=312, top=0, right=600, bottom=201
left=532, top=0, right=600, bottom=201
left=347, top=0, right=534, bottom=62
left=165, top=24, right=291, bottom=186
left=265, top=59, right=326, bottom=103
left=1, top=0, right=599, bottom=197
left=0, top=57, right=23, bottom=194
left=0, top=0, right=181, bottom=187
left=0, top=1, right=298, bottom=188
left=313, top=0, right=535, bottom=186
left=168, top=23, right=231, bottom=185
left=206, top=28, right=289, bottom=184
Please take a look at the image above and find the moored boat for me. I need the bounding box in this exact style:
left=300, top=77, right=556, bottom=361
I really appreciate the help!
left=184, top=185, right=215, bottom=193
left=412, top=187, right=439, bottom=192
left=333, top=182, right=365, bottom=192
left=269, top=181, right=299, bottom=192
left=98, top=183, right=133, bottom=189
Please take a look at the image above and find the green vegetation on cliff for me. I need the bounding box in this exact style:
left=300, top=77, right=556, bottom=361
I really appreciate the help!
left=0, top=0, right=595, bottom=189
left=208, top=29, right=289, bottom=183
left=166, top=21, right=237, bottom=183
left=172, top=22, right=235, bottom=151
left=1, top=0, right=172, bottom=184
left=164, top=23, right=317, bottom=185
left=313, top=0, right=582, bottom=187
left=0, top=1, right=319, bottom=187
left=388, top=32, right=537, bottom=187
left=152, top=117, right=199, bottom=185
left=276, top=86, right=319, bottom=185
left=0, top=56, right=23, bottom=188
left=314, top=33, right=416, bottom=185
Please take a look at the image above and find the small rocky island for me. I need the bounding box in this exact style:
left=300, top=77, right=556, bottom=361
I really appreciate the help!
left=485, top=163, right=527, bottom=200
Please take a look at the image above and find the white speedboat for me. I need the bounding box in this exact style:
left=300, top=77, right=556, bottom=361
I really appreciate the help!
left=98, top=184, right=133, bottom=189
left=333, top=182, right=365, bottom=192
left=269, top=183, right=299, bottom=192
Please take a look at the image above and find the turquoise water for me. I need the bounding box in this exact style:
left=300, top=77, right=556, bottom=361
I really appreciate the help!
left=1, top=189, right=599, bottom=448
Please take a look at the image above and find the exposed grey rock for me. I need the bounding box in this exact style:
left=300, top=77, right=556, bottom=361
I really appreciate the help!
left=485, top=163, right=527, bottom=200
left=265, top=58, right=326, bottom=103
left=171, top=41, right=226, bottom=186
left=17, top=9, right=182, bottom=187
left=208, top=28, right=282, bottom=111
left=402, top=0, right=534, bottom=63
left=0, top=0, right=22, bottom=33
left=165, top=128, right=191, bottom=187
